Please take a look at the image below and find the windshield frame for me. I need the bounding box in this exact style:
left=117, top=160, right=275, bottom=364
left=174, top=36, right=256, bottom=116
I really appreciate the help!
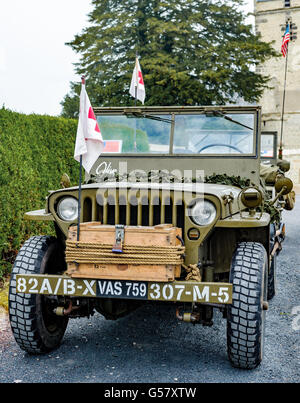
left=94, top=106, right=259, bottom=158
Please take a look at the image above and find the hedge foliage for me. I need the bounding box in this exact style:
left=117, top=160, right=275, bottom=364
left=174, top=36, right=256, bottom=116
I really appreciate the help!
left=0, top=108, right=78, bottom=279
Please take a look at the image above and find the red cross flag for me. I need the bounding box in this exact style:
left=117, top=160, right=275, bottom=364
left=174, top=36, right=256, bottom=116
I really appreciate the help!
left=129, top=57, right=146, bottom=104
left=74, top=78, right=104, bottom=173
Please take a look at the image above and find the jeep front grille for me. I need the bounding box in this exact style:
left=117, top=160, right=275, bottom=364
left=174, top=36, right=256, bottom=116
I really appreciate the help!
left=81, top=188, right=185, bottom=231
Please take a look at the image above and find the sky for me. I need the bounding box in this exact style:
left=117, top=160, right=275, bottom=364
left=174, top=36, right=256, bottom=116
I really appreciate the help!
left=0, top=0, right=254, bottom=117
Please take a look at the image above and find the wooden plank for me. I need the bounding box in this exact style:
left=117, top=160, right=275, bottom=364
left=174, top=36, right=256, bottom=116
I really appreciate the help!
left=67, top=262, right=177, bottom=282
left=68, top=223, right=181, bottom=247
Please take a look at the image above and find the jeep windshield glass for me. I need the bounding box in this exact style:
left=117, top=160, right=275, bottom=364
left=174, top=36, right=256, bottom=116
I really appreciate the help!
left=96, top=111, right=255, bottom=155
left=173, top=113, right=254, bottom=155
left=261, top=133, right=275, bottom=158
left=97, top=115, right=171, bottom=153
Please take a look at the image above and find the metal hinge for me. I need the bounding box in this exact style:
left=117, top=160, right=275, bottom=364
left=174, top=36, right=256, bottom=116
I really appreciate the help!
left=112, top=225, right=125, bottom=253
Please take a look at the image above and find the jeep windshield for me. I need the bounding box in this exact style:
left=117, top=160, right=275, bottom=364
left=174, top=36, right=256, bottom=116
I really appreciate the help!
left=95, top=107, right=256, bottom=156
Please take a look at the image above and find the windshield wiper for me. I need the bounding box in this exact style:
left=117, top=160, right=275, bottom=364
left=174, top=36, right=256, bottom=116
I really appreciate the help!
left=206, top=110, right=253, bottom=131
left=123, top=109, right=172, bottom=124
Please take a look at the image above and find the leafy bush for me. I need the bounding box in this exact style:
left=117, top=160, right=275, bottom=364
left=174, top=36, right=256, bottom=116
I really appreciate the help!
left=0, top=108, right=78, bottom=279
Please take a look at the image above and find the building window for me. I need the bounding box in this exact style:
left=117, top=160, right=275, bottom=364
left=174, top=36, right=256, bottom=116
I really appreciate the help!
left=284, top=0, right=290, bottom=7
left=290, top=22, right=297, bottom=41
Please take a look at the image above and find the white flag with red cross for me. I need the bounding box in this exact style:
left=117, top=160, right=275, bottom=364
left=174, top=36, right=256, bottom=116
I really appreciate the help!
left=74, top=79, right=104, bottom=173
left=129, top=57, right=146, bottom=104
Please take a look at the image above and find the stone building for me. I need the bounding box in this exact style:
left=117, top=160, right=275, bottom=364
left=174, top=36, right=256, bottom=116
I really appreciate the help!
left=254, top=0, right=300, bottom=183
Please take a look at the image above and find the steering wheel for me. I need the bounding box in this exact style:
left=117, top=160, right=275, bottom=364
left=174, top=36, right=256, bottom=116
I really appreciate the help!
left=198, top=143, right=243, bottom=154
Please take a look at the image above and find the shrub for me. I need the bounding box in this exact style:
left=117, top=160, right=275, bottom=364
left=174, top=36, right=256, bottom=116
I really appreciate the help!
left=0, top=108, right=78, bottom=279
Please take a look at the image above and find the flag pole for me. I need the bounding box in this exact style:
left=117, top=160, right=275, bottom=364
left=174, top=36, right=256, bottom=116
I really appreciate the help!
left=134, top=52, right=138, bottom=151
left=135, top=51, right=138, bottom=106
left=77, top=154, right=83, bottom=242
left=279, top=21, right=290, bottom=160
left=77, top=75, right=85, bottom=242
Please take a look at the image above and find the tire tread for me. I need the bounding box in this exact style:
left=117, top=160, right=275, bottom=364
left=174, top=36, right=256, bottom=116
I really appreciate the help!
left=227, top=242, right=267, bottom=369
left=9, top=236, right=59, bottom=354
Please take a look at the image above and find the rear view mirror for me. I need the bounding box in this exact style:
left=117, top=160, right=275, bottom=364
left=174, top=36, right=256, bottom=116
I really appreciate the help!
left=275, top=177, right=293, bottom=195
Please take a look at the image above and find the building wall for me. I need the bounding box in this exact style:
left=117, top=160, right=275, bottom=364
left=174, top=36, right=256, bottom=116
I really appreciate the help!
left=255, top=0, right=300, bottom=183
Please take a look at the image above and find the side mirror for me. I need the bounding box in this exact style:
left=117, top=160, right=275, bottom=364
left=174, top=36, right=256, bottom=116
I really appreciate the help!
left=274, top=177, right=293, bottom=195
left=60, top=173, right=71, bottom=189
left=277, top=159, right=290, bottom=172
left=270, top=177, right=293, bottom=206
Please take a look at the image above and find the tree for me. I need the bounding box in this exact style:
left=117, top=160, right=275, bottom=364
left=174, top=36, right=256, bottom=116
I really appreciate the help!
left=61, top=0, right=278, bottom=118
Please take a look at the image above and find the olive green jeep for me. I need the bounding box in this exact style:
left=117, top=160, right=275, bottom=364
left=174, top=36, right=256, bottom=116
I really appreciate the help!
left=9, top=105, right=293, bottom=369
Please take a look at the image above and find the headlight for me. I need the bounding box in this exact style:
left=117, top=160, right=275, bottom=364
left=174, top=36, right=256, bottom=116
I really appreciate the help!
left=188, top=200, right=217, bottom=226
left=57, top=197, right=78, bottom=221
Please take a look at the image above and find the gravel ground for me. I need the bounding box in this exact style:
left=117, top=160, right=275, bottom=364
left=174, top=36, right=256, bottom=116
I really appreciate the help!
left=0, top=202, right=299, bottom=384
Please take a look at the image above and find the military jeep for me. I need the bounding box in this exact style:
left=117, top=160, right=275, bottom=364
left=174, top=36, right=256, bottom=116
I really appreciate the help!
left=9, top=105, right=291, bottom=369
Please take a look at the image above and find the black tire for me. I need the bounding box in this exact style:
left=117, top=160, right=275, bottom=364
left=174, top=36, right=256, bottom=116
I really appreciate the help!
left=267, top=253, right=276, bottom=300
left=227, top=242, right=268, bottom=369
left=9, top=236, right=68, bottom=354
left=268, top=222, right=277, bottom=301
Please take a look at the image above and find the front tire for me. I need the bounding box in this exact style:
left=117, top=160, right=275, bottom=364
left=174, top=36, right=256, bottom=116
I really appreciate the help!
left=227, top=242, right=268, bottom=369
left=9, top=236, right=68, bottom=354
left=267, top=253, right=276, bottom=300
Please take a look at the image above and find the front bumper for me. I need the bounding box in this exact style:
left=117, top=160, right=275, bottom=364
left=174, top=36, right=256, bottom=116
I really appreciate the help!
left=15, top=274, right=232, bottom=305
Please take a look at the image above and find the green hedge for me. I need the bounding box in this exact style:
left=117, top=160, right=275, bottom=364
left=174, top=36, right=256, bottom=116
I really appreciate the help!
left=0, top=108, right=78, bottom=279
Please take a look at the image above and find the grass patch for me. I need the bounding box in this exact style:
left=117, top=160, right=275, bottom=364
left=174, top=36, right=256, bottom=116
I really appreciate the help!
left=0, top=279, right=9, bottom=312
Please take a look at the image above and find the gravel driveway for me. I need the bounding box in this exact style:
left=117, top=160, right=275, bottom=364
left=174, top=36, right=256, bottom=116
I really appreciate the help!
left=0, top=202, right=299, bottom=384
